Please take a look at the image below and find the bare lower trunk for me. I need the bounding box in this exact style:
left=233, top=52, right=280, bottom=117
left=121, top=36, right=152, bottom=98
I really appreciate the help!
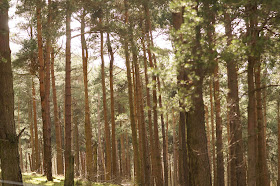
left=64, top=1, right=74, bottom=185
left=0, top=1, right=23, bottom=183
left=32, top=79, right=40, bottom=172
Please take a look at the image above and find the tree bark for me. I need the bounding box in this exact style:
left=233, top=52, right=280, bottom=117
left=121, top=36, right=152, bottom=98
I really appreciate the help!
left=186, top=22, right=211, bottom=185
left=97, top=93, right=105, bottom=181
left=100, top=17, right=112, bottom=181
left=213, top=64, right=225, bottom=186
left=51, top=48, right=64, bottom=175
left=255, top=61, right=270, bottom=185
left=172, top=10, right=189, bottom=185
left=140, top=20, right=155, bottom=185
left=107, top=32, right=117, bottom=181
left=73, top=112, right=80, bottom=177
left=225, top=12, right=246, bottom=186
left=32, top=78, right=40, bottom=172
left=28, top=98, right=35, bottom=172
left=64, top=1, right=74, bottom=185
left=81, top=9, right=95, bottom=181
left=42, top=0, right=53, bottom=180
left=0, top=0, right=23, bottom=183
left=143, top=3, right=163, bottom=185
left=172, top=109, right=178, bottom=186
left=123, top=1, right=141, bottom=183
left=210, top=77, right=216, bottom=185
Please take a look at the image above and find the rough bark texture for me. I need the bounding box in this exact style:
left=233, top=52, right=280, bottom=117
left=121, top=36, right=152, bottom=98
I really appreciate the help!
left=81, top=10, right=95, bottom=181
left=64, top=1, right=74, bottom=185
left=51, top=48, right=64, bottom=175
left=186, top=23, right=211, bottom=186
left=42, top=0, right=53, bottom=180
left=0, top=1, right=23, bottom=184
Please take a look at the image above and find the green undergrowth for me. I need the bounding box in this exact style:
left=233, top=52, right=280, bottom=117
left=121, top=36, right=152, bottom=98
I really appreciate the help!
left=23, top=173, right=120, bottom=186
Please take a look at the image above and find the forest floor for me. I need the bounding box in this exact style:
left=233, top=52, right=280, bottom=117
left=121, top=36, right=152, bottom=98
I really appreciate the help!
left=22, top=173, right=122, bottom=186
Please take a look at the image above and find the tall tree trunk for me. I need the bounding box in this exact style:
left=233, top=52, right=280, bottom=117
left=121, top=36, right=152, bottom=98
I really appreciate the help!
left=120, top=121, right=126, bottom=178
left=0, top=0, right=23, bottom=183
left=81, top=9, right=95, bottom=181
left=186, top=22, right=211, bottom=185
left=205, top=4, right=225, bottom=184
left=143, top=4, right=163, bottom=185
left=64, top=1, right=74, bottom=185
left=42, top=0, right=53, bottom=180
left=36, top=0, right=47, bottom=175
left=123, top=1, right=141, bottom=183
left=73, top=113, right=80, bottom=177
left=255, top=62, right=270, bottom=185
left=97, top=93, right=105, bottom=181
left=17, top=101, right=24, bottom=172
left=246, top=3, right=258, bottom=186
left=157, top=77, right=168, bottom=186
left=32, top=78, right=40, bottom=172
left=210, top=77, right=216, bottom=185
left=29, top=99, right=35, bottom=172
left=140, top=21, right=155, bottom=185
left=213, top=64, right=225, bottom=186
left=100, top=17, right=112, bottom=181
left=172, top=109, right=178, bottom=186
left=205, top=105, right=212, bottom=176
left=130, top=24, right=150, bottom=185
left=225, top=12, right=246, bottom=186
left=172, top=10, right=188, bottom=185
left=165, top=110, right=169, bottom=186
left=107, top=33, right=117, bottom=181
left=262, top=68, right=267, bottom=157
left=51, top=48, right=64, bottom=175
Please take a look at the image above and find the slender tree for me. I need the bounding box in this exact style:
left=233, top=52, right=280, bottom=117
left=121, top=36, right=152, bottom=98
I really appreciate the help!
left=64, top=0, right=74, bottom=185
left=81, top=9, right=95, bottom=181
left=123, top=1, right=141, bottom=183
left=51, top=48, right=64, bottom=175
left=100, top=16, right=112, bottom=181
left=107, top=32, right=117, bottom=181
